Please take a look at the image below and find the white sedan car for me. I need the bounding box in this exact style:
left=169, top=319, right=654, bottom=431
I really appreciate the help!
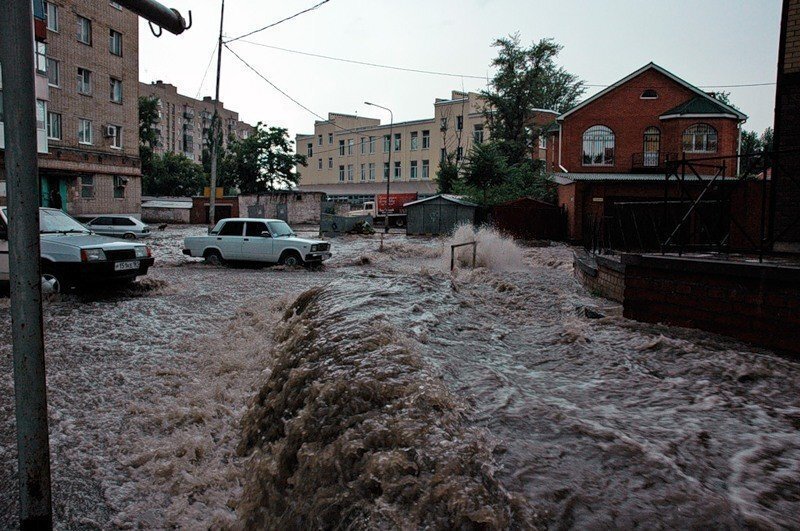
left=182, top=218, right=332, bottom=266
left=83, top=215, right=151, bottom=239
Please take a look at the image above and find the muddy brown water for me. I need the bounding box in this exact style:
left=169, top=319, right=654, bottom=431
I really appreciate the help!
left=0, top=226, right=798, bottom=528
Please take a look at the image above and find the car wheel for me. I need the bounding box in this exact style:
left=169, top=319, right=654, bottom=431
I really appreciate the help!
left=41, top=269, right=66, bottom=294
left=204, top=249, right=224, bottom=266
left=394, top=217, right=405, bottom=228
left=123, top=233, right=136, bottom=240
left=279, top=251, right=303, bottom=267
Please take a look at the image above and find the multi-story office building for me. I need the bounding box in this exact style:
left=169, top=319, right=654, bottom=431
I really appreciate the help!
left=1, top=0, right=144, bottom=216
left=139, top=81, right=254, bottom=165
left=295, top=90, right=557, bottom=202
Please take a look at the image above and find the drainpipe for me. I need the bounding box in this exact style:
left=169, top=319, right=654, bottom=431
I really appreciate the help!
left=736, top=122, right=742, bottom=177
left=558, top=122, right=564, bottom=171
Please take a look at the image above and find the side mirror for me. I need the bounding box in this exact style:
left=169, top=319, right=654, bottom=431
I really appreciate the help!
left=261, top=231, right=272, bottom=238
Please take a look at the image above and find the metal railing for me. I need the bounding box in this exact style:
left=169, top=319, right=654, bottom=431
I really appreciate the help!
left=450, top=241, right=477, bottom=271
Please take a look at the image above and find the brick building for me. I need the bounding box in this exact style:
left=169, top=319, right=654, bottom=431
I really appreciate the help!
left=1, top=0, right=144, bottom=216
left=545, top=63, right=747, bottom=242
left=140, top=80, right=254, bottom=166
left=295, top=91, right=557, bottom=203
left=773, top=0, right=800, bottom=252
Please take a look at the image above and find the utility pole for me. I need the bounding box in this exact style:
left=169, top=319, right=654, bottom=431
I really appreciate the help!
left=0, top=2, right=51, bottom=527
left=209, top=0, right=225, bottom=227
left=364, top=102, right=393, bottom=249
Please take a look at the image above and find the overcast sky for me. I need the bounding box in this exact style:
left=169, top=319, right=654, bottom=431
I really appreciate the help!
left=139, top=0, right=781, bottom=141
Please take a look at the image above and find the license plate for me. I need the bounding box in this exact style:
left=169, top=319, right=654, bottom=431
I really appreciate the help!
left=114, top=260, right=139, bottom=271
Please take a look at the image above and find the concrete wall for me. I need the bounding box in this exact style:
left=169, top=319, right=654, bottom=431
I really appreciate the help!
left=573, top=251, right=626, bottom=302
left=142, top=207, right=190, bottom=224
left=238, top=192, right=325, bottom=225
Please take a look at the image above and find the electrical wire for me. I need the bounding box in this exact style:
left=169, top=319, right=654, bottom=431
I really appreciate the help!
left=195, top=41, right=219, bottom=99
left=225, top=0, right=331, bottom=44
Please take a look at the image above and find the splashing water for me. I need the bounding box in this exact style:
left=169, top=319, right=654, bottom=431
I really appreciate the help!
left=445, top=224, right=526, bottom=272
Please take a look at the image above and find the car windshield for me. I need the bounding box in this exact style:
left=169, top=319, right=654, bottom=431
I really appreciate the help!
left=39, top=209, right=91, bottom=234
left=267, top=220, right=294, bottom=237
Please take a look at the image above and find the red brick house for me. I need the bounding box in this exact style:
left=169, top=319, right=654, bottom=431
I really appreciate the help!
left=545, top=63, right=747, bottom=242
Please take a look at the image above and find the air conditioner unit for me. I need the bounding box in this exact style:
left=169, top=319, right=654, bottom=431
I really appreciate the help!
left=104, top=125, right=116, bottom=137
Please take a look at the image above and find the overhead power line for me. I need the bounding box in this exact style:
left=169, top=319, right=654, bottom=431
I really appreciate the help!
left=230, top=39, right=775, bottom=89
left=225, top=0, right=331, bottom=44
left=195, top=41, right=218, bottom=98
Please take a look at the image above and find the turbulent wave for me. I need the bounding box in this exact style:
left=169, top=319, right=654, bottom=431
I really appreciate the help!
left=445, top=224, right=526, bottom=272
left=236, top=279, right=533, bottom=529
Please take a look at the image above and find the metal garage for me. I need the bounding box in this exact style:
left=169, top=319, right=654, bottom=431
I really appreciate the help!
left=404, top=194, right=477, bottom=235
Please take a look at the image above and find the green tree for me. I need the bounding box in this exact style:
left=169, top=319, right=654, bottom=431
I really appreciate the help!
left=138, top=96, right=160, bottom=177
left=761, top=127, right=774, bottom=152
left=462, top=141, right=510, bottom=204
left=436, top=152, right=460, bottom=194
left=221, top=123, right=306, bottom=193
left=481, top=34, right=584, bottom=164
left=144, top=152, right=206, bottom=196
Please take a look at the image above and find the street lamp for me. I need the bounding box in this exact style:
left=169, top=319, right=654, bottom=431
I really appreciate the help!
left=364, top=101, right=393, bottom=234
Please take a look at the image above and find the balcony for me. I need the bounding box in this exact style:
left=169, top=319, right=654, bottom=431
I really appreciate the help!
left=631, top=152, right=679, bottom=172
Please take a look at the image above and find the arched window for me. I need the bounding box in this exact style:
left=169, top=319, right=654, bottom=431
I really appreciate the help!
left=641, top=89, right=658, bottom=99
left=682, top=123, right=718, bottom=153
left=582, top=125, right=615, bottom=166
left=643, top=127, right=660, bottom=166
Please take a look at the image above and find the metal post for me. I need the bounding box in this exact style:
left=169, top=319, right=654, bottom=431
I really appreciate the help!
left=208, top=0, right=225, bottom=227
left=0, top=1, right=52, bottom=528
left=364, top=102, right=393, bottom=234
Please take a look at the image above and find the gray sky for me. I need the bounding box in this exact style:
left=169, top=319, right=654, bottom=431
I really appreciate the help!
left=140, top=0, right=781, bottom=140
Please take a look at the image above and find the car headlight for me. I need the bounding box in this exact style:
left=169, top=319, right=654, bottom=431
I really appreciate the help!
left=81, top=248, right=106, bottom=262
left=135, top=246, right=151, bottom=258
left=310, top=244, right=319, bottom=252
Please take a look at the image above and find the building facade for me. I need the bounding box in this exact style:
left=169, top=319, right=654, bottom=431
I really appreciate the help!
left=140, top=81, right=254, bottom=165
left=546, top=63, right=747, bottom=241
left=2, top=0, right=144, bottom=216
left=294, top=90, right=557, bottom=202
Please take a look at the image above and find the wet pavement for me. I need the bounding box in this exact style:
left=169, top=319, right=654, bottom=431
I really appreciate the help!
left=1, top=225, right=798, bottom=529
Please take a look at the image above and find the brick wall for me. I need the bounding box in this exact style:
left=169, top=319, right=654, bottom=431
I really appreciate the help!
left=239, top=193, right=324, bottom=225
left=66, top=174, right=141, bottom=216
left=573, top=251, right=626, bottom=302
left=622, top=254, right=800, bottom=355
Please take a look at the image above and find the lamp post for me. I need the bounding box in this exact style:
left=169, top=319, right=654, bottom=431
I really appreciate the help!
left=364, top=102, right=393, bottom=236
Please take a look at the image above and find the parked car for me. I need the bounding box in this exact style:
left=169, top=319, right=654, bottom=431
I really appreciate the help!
left=82, top=215, right=151, bottom=239
left=183, top=218, right=332, bottom=266
left=0, top=208, right=155, bottom=293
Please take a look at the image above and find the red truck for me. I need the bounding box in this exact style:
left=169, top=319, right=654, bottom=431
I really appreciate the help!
left=349, top=193, right=418, bottom=227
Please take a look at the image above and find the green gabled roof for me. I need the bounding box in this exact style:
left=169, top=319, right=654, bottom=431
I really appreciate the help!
left=659, top=96, right=738, bottom=118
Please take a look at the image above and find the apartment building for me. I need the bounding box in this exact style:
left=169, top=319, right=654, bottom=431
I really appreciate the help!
left=16, top=0, right=142, bottom=216
left=546, top=62, right=747, bottom=241
left=140, top=80, right=254, bottom=165
left=295, top=91, right=557, bottom=202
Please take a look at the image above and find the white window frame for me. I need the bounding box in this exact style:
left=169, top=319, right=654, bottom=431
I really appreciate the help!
left=422, top=160, right=430, bottom=179
left=77, top=68, right=91, bottom=95
left=368, top=162, right=376, bottom=181
left=109, top=29, right=122, bottom=56
left=46, top=57, right=60, bottom=87
left=393, top=133, right=401, bottom=152
left=35, top=41, right=47, bottom=75
left=582, top=125, right=615, bottom=166
left=422, top=130, right=430, bottom=149
left=410, top=160, right=418, bottom=179
left=78, top=118, right=93, bottom=145
left=47, top=111, right=62, bottom=140
left=338, top=165, right=345, bottom=182
left=369, top=136, right=375, bottom=154
left=360, top=163, right=366, bottom=182
left=347, top=163, right=354, bottom=181
left=410, top=131, right=418, bottom=151
left=77, top=16, right=92, bottom=45
left=110, top=77, right=122, bottom=103
left=109, top=124, right=122, bottom=149
left=393, top=161, right=401, bottom=179
left=81, top=175, right=94, bottom=198
left=682, top=123, right=718, bottom=153
left=46, top=2, right=59, bottom=32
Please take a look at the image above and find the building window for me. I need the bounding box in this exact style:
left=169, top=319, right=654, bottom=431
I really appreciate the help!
left=369, top=162, right=376, bottom=181
left=682, top=123, right=717, bottom=153
left=46, top=112, right=61, bottom=140
left=113, top=175, right=126, bottom=198
left=36, top=100, right=46, bottom=134
left=422, top=160, right=430, bottom=179
left=35, top=41, right=47, bottom=75
left=383, top=162, right=390, bottom=180
left=582, top=125, right=615, bottom=166
left=440, top=148, right=446, bottom=162
left=383, top=135, right=390, bottom=153
left=318, top=158, right=322, bottom=170
left=643, top=127, right=661, bottom=166
left=410, top=160, right=418, bottom=179
left=473, top=124, right=484, bottom=144
left=46, top=58, right=59, bottom=86
left=347, top=164, right=354, bottom=181
left=394, top=161, right=401, bottom=179
left=440, top=117, right=448, bottom=131
left=422, top=130, right=430, bottom=149
left=328, top=132, right=333, bottom=144
left=338, top=139, right=345, bottom=156
left=348, top=138, right=354, bottom=155
left=411, top=131, right=418, bottom=151
left=110, top=77, right=122, bottom=103
left=46, top=2, right=58, bottom=32
left=641, top=89, right=658, bottom=99
left=338, top=165, right=345, bottom=182
left=360, top=137, right=366, bottom=154
left=360, top=163, right=366, bottom=181
left=81, top=175, right=94, bottom=198
left=317, top=134, right=322, bottom=146
left=328, top=157, right=333, bottom=169
left=456, top=115, right=463, bottom=130
left=307, top=142, right=313, bottom=156
left=394, top=133, right=401, bottom=151
left=539, top=135, right=546, bottom=149
left=109, top=29, right=122, bottom=56
left=77, top=16, right=92, bottom=45
left=369, top=136, right=375, bottom=154
left=108, top=124, right=122, bottom=148
left=78, top=118, right=92, bottom=144
left=77, top=68, right=91, bottom=95
left=456, top=147, right=463, bottom=161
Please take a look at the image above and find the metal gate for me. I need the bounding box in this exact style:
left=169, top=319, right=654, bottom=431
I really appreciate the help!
left=276, top=203, right=288, bottom=221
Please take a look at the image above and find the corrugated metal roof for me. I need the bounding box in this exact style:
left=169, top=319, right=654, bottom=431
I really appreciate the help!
left=554, top=172, right=725, bottom=182
left=141, top=200, right=193, bottom=209
left=297, top=181, right=438, bottom=196
left=404, top=194, right=478, bottom=207
left=659, top=96, right=736, bottom=118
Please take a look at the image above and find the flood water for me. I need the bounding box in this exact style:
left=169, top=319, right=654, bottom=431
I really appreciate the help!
left=1, top=226, right=798, bottom=528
